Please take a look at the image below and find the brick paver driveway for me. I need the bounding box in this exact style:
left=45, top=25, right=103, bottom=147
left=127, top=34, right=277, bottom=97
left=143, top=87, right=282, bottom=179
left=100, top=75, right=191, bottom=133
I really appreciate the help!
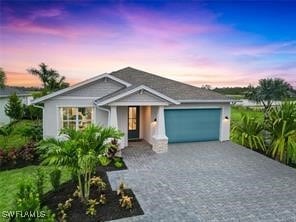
left=108, top=141, right=296, bottom=222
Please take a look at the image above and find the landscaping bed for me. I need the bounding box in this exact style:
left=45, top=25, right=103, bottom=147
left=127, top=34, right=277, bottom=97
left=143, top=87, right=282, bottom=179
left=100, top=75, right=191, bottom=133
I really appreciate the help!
left=0, top=158, right=40, bottom=171
left=96, top=158, right=128, bottom=172
left=43, top=170, right=144, bottom=222
left=0, top=142, right=40, bottom=171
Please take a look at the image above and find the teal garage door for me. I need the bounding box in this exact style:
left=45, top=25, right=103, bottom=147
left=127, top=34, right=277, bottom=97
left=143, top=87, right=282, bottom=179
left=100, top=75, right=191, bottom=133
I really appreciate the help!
left=164, top=108, right=221, bottom=143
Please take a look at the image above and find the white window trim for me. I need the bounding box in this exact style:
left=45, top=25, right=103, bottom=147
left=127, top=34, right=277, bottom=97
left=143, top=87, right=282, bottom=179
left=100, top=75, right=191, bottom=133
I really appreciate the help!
left=56, top=105, right=95, bottom=133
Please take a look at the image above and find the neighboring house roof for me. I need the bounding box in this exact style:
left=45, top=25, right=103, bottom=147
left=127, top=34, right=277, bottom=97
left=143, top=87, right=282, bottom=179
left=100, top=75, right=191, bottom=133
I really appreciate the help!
left=0, top=87, right=31, bottom=98
left=32, top=67, right=230, bottom=104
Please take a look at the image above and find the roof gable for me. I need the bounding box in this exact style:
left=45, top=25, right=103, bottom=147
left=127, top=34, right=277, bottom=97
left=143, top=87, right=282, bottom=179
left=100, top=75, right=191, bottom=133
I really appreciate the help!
left=31, top=73, right=131, bottom=104
left=95, top=85, right=180, bottom=106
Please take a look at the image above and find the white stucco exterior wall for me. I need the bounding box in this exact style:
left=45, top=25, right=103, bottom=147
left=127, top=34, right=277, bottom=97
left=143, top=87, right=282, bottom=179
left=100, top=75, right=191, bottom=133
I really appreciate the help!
left=0, top=95, right=33, bottom=125
left=96, top=109, right=108, bottom=127
left=140, top=106, right=154, bottom=144
left=0, top=98, right=10, bottom=125
left=220, top=104, right=231, bottom=141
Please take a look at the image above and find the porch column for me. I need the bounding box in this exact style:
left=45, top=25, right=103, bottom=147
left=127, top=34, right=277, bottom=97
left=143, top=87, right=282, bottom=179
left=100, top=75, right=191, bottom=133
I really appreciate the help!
left=110, top=106, right=118, bottom=128
left=152, top=106, right=168, bottom=153
left=110, top=106, right=124, bottom=151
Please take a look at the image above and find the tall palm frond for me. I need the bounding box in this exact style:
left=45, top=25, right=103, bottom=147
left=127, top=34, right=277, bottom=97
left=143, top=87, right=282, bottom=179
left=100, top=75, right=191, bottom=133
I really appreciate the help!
left=266, top=102, right=296, bottom=163
left=231, top=114, right=266, bottom=151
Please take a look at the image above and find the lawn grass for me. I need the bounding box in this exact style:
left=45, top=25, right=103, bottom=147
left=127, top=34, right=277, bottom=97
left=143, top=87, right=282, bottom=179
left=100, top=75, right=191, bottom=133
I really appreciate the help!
left=0, top=165, right=71, bottom=216
left=0, top=120, right=41, bottom=150
left=231, top=106, right=264, bottom=123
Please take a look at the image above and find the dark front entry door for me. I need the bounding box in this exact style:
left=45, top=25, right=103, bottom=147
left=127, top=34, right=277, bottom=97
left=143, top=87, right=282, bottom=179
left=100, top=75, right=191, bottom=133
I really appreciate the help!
left=128, top=106, right=140, bottom=140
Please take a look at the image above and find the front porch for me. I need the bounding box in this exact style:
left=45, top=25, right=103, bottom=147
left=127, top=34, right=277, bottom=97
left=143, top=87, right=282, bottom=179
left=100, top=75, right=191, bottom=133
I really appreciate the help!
left=93, top=85, right=181, bottom=153
left=108, top=105, right=168, bottom=153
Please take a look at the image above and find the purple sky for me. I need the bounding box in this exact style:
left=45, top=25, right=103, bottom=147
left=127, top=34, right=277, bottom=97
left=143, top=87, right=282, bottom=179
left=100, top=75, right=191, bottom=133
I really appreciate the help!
left=0, top=1, right=295, bottom=87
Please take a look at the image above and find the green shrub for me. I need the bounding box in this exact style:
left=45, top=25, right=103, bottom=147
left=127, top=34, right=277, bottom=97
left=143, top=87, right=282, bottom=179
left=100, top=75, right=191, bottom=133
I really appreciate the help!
left=266, top=102, right=296, bottom=163
left=18, top=124, right=43, bottom=142
left=49, top=169, right=61, bottom=191
left=113, top=157, right=124, bottom=168
left=15, top=180, right=40, bottom=221
left=231, top=114, right=266, bottom=151
left=5, top=93, right=23, bottom=121
left=23, top=105, right=42, bottom=121
left=34, top=168, right=45, bottom=199
left=86, top=199, right=99, bottom=216
left=114, top=161, right=123, bottom=168
left=98, top=155, right=112, bottom=166
left=14, top=179, right=55, bottom=222
left=0, top=125, right=13, bottom=149
left=35, top=207, right=55, bottom=222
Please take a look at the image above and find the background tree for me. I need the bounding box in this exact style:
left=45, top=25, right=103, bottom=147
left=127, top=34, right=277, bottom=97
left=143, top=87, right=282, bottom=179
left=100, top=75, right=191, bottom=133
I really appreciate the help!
left=0, top=67, right=6, bottom=88
left=47, top=75, right=69, bottom=91
left=201, top=84, right=212, bottom=90
left=5, top=93, right=23, bottom=121
left=27, top=63, right=69, bottom=93
left=245, top=78, right=293, bottom=115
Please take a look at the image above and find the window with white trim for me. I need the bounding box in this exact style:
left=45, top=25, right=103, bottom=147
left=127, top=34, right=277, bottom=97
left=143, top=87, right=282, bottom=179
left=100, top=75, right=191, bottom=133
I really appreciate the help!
left=60, top=107, right=93, bottom=130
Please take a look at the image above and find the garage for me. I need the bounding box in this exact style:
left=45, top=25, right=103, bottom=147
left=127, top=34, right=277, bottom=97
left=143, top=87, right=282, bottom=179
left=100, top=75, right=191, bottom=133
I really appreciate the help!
left=164, top=108, right=221, bottom=143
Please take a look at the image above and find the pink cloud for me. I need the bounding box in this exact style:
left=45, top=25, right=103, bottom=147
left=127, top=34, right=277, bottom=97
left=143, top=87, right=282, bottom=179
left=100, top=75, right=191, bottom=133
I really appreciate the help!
left=29, top=8, right=64, bottom=19
left=1, top=17, right=117, bottom=40
left=1, top=3, right=295, bottom=88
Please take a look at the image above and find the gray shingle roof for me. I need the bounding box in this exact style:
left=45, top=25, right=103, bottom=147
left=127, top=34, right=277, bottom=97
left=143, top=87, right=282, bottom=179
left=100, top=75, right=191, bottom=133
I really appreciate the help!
left=0, top=87, right=30, bottom=98
left=95, top=85, right=139, bottom=103
left=109, top=67, right=229, bottom=101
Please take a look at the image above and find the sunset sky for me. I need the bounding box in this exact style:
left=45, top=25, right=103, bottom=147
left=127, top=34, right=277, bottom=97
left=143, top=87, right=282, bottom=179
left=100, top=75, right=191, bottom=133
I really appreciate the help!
left=0, top=0, right=295, bottom=87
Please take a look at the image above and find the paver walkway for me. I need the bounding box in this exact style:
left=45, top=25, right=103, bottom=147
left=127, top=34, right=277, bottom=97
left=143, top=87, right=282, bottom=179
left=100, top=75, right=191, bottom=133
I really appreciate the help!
left=108, top=141, right=296, bottom=222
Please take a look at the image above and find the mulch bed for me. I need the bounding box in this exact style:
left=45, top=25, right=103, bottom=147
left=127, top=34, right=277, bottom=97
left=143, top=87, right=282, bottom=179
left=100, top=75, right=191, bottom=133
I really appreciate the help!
left=96, top=159, right=128, bottom=172
left=0, top=159, right=40, bottom=171
left=43, top=170, right=144, bottom=221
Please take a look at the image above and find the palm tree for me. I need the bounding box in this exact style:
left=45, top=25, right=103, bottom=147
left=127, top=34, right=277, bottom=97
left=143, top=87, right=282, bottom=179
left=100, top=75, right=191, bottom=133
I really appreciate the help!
left=27, top=63, right=69, bottom=92
left=39, top=124, right=123, bottom=202
left=266, top=102, right=296, bottom=163
left=47, top=75, right=69, bottom=91
left=231, top=114, right=266, bottom=151
left=0, top=67, right=6, bottom=88
left=246, top=78, right=293, bottom=117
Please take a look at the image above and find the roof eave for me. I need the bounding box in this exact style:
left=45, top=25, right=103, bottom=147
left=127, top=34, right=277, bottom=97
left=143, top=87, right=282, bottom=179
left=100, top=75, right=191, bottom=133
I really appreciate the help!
left=0, top=93, right=31, bottom=98
left=179, top=99, right=233, bottom=103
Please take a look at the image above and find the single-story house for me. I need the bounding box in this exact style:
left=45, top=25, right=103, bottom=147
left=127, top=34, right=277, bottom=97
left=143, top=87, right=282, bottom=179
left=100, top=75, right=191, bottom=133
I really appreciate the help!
left=0, top=87, right=32, bottom=125
left=31, top=67, right=231, bottom=153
